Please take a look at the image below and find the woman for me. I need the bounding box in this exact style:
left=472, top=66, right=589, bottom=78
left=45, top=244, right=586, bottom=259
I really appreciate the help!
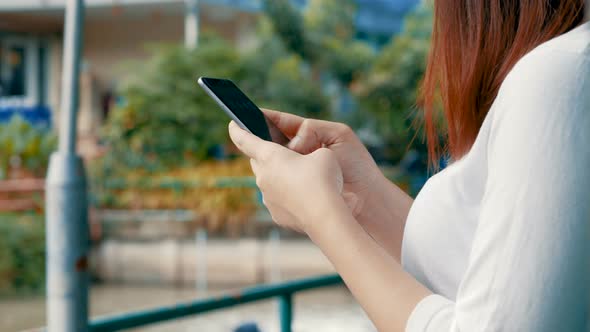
left=229, top=1, right=589, bottom=331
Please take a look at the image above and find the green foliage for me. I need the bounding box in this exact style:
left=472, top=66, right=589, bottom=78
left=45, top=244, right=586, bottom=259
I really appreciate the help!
left=0, top=213, right=45, bottom=295
left=304, top=0, right=357, bottom=40
left=356, top=4, right=433, bottom=162
left=304, top=0, right=375, bottom=85
left=264, top=55, right=328, bottom=117
left=263, top=1, right=431, bottom=163
left=262, top=0, right=312, bottom=61
left=264, top=0, right=375, bottom=86
left=102, top=30, right=332, bottom=173
left=0, top=116, right=57, bottom=179
left=102, top=35, right=244, bottom=170
left=100, top=2, right=434, bottom=170
left=240, top=18, right=330, bottom=119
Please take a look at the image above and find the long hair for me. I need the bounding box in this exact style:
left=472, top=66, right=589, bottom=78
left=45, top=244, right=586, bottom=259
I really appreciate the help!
left=419, top=0, right=586, bottom=166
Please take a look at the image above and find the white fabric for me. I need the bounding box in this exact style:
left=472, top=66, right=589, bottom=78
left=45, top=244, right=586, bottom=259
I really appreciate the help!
left=401, top=22, right=590, bottom=331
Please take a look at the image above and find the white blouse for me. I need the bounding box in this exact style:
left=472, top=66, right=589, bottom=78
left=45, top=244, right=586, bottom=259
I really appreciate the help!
left=401, top=22, right=590, bottom=331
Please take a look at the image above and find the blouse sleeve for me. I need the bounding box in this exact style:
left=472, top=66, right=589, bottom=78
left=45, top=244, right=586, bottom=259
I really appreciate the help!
left=406, top=48, right=590, bottom=331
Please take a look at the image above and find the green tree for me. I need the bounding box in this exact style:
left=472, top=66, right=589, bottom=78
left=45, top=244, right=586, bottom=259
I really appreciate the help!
left=102, top=35, right=245, bottom=170
left=263, top=0, right=374, bottom=86
left=356, top=3, right=433, bottom=163
left=262, top=0, right=312, bottom=61
left=240, top=16, right=330, bottom=119
left=264, top=55, right=328, bottom=117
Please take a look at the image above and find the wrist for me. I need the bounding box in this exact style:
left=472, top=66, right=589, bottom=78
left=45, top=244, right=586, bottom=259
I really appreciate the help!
left=355, top=172, right=396, bottom=222
left=304, top=192, right=351, bottom=240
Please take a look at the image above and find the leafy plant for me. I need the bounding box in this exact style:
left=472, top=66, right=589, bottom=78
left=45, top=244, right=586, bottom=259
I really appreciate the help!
left=0, top=213, right=45, bottom=295
left=0, top=116, right=57, bottom=179
left=355, top=3, right=433, bottom=163
left=91, top=159, right=259, bottom=232
left=101, top=34, right=245, bottom=171
left=264, top=0, right=375, bottom=86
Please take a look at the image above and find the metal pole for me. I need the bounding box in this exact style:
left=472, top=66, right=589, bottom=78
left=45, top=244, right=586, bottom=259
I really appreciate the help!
left=46, top=0, right=89, bottom=331
left=58, top=0, right=84, bottom=154
left=195, top=228, right=208, bottom=294
left=269, top=228, right=281, bottom=282
left=278, top=293, right=293, bottom=332
left=184, top=0, right=200, bottom=49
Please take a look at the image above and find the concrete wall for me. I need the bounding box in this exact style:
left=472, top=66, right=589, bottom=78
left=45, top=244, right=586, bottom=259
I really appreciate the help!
left=92, top=239, right=335, bottom=286
left=82, top=9, right=257, bottom=87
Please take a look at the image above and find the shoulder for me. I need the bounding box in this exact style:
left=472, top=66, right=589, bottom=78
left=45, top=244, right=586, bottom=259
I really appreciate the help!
left=502, top=22, right=589, bottom=94
left=492, top=22, right=589, bottom=129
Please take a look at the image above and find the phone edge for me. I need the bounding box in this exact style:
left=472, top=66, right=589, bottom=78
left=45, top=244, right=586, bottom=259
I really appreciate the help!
left=197, top=77, right=254, bottom=135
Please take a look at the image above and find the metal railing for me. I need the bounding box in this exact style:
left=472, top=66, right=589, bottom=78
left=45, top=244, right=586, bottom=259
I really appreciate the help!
left=89, top=274, right=343, bottom=332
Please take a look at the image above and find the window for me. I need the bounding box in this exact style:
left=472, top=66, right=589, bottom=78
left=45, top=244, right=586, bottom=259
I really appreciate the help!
left=0, top=44, right=27, bottom=98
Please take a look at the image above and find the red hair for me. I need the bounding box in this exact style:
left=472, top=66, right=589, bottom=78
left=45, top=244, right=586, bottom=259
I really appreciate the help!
left=419, top=0, right=586, bottom=166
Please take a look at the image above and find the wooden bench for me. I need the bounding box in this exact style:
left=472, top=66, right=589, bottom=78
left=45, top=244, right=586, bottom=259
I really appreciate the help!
left=0, top=178, right=45, bottom=212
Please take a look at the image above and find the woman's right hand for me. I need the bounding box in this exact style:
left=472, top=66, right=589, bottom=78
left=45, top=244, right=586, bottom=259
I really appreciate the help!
left=263, top=109, right=384, bottom=218
left=264, top=109, right=413, bottom=261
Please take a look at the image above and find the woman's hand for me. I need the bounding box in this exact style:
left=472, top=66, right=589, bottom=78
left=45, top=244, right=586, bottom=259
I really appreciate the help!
left=228, top=121, right=345, bottom=234
left=262, top=110, right=413, bottom=262
left=262, top=109, right=383, bottom=218
left=229, top=120, right=430, bottom=332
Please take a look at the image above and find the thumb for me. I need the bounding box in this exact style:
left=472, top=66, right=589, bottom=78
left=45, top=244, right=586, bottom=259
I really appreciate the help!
left=287, top=120, right=351, bottom=155
left=287, top=132, right=321, bottom=155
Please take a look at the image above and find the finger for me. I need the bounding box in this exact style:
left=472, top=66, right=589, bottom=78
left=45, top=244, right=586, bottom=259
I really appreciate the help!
left=262, top=109, right=305, bottom=137
left=228, top=121, right=274, bottom=161
left=290, top=120, right=353, bottom=154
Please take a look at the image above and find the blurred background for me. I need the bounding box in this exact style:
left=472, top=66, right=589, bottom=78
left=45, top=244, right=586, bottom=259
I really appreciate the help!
left=0, top=0, right=433, bottom=330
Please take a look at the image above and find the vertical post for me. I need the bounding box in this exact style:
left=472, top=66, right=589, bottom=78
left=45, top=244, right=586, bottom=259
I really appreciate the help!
left=46, top=0, right=88, bottom=331
left=278, top=293, right=293, bottom=332
left=195, top=228, right=208, bottom=294
left=268, top=228, right=281, bottom=282
left=58, top=0, right=84, bottom=154
left=184, top=0, right=200, bottom=49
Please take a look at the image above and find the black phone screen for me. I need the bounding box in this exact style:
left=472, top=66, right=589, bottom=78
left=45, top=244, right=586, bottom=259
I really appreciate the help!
left=200, top=77, right=275, bottom=141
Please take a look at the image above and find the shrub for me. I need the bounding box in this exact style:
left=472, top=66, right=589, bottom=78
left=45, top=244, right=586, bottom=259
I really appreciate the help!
left=0, top=213, right=45, bottom=295
left=0, top=116, right=57, bottom=179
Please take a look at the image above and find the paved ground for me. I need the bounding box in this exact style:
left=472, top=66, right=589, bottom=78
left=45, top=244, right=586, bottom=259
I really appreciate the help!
left=1, top=284, right=376, bottom=332
left=2, top=239, right=377, bottom=331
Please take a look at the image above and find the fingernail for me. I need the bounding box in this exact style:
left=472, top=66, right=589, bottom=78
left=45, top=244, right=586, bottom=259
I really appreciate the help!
left=288, top=136, right=301, bottom=150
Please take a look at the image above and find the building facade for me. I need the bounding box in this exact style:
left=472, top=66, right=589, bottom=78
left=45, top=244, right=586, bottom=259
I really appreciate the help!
left=0, top=0, right=260, bottom=149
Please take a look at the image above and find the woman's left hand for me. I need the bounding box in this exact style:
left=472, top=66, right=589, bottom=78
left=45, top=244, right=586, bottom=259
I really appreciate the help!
left=228, top=121, right=345, bottom=235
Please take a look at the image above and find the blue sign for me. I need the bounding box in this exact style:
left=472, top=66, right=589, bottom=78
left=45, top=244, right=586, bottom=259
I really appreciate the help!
left=0, top=105, right=52, bottom=127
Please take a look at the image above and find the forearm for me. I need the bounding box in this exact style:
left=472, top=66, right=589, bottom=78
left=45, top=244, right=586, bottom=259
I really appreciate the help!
left=308, top=196, right=430, bottom=332
left=355, top=173, right=413, bottom=262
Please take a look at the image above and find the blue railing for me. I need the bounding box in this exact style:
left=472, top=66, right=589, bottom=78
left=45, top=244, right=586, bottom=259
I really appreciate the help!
left=89, top=274, right=344, bottom=332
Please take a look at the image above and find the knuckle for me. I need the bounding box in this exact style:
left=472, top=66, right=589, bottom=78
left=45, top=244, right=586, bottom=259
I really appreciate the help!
left=300, top=118, right=318, bottom=133
left=335, top=123, right=353, bottom=136
left=258, top=148, right=273, bottom=163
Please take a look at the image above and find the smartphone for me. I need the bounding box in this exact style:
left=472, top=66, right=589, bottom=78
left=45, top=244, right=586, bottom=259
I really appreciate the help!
left=198, top=77, right=290, bottom=145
